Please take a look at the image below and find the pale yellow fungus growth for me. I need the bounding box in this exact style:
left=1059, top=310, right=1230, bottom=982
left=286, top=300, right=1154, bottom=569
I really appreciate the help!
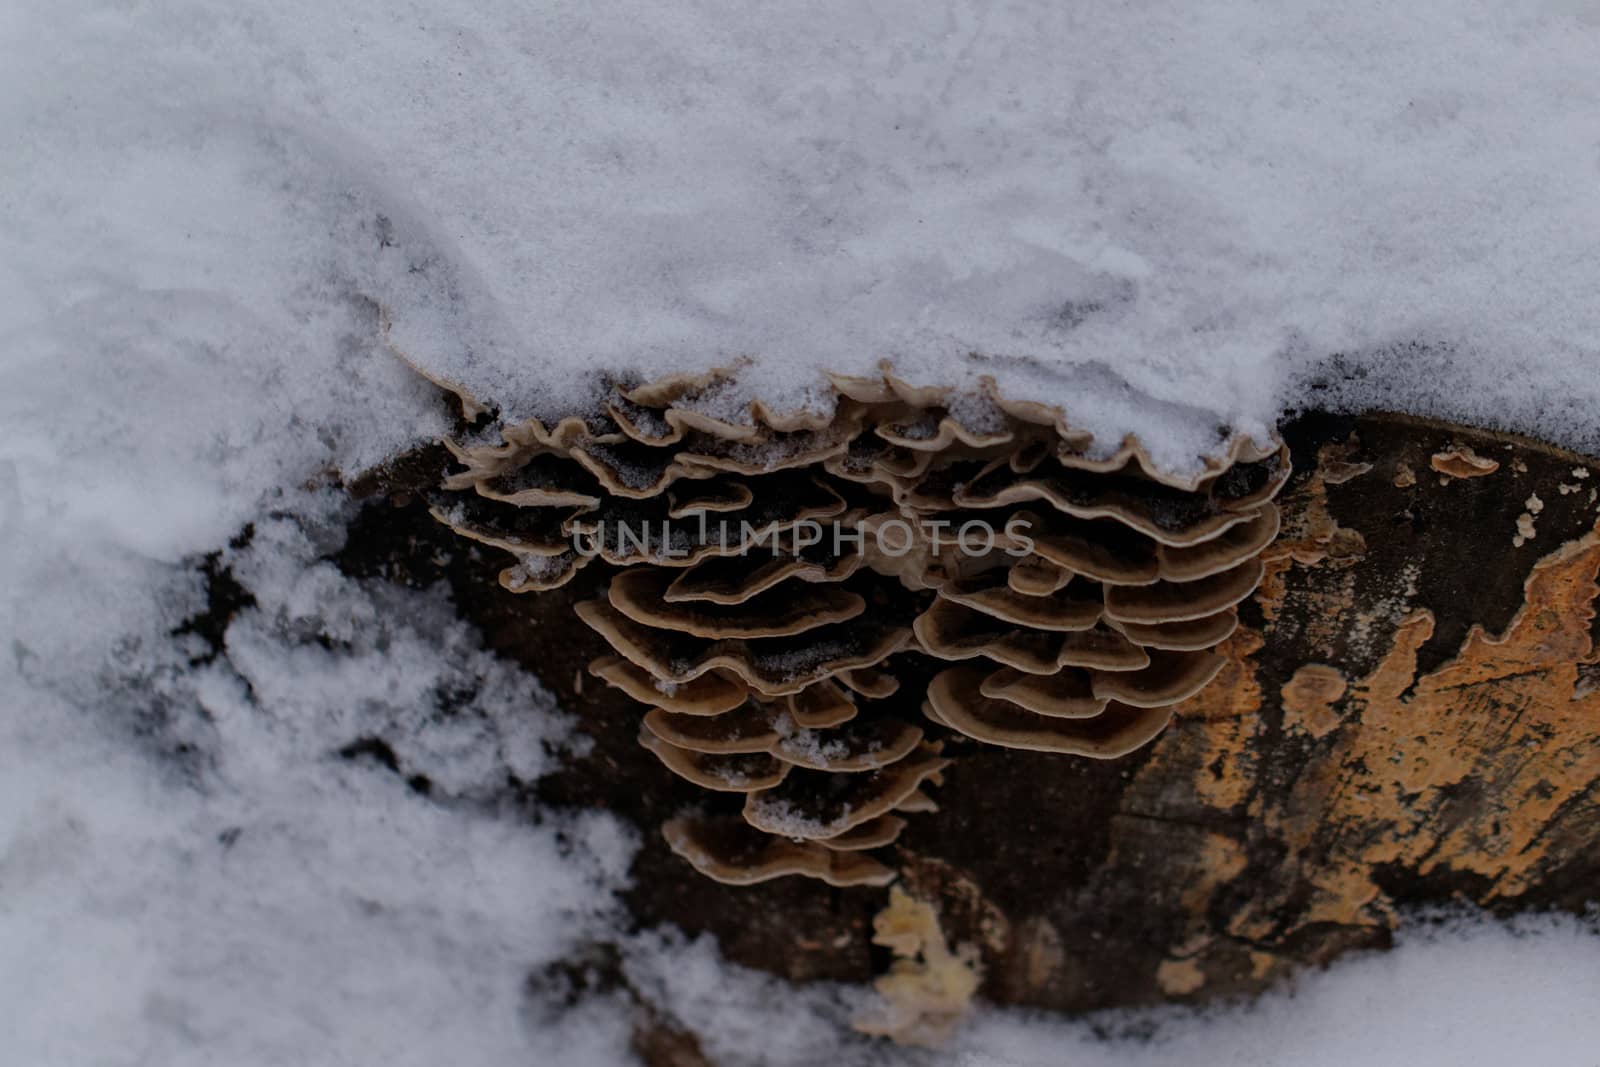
left=855, top=887, right=983, bottom=1046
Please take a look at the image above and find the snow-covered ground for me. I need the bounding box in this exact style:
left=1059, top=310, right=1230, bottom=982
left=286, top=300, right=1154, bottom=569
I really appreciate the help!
left=3, top=1, right=1599, bottom=1064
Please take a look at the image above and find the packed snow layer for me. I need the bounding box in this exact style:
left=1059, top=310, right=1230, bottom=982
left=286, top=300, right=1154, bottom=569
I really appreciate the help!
left=0, top=489, right=637, bottom=1066
left=632, top=916, right=1600, bottom=1067
left=949, top=915, right=1600, bottom=1067
left=10, top=1, right=1600, bottom=471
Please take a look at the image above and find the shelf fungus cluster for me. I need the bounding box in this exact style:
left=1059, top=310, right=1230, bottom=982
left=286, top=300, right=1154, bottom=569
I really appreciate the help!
left=427, top=366, right=1289, bottom=889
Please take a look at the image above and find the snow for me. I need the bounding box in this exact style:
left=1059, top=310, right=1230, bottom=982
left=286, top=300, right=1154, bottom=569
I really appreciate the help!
left=949, top=914, right=1600, bottom=1067
left=11, top=0, right=1600, bottom=470
left=627, top=915, right=1600, bottom=1067
left=3, top=0, right=1600, bottom=1063
left=0, top=489, right=637, bottom=1066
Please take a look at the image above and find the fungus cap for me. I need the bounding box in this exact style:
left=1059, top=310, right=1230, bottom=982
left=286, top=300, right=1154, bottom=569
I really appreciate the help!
left=639, top=730, right=791, bottom=792
left=426, top=363, right=1289, bottom=892
left=587, top=655, right=749, bottom=716
left=927, top=666, right=1173, bottom=758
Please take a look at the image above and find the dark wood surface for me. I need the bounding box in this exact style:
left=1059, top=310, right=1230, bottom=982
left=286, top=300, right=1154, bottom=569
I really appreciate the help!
left=340, top=411, right=1600, bottom=1021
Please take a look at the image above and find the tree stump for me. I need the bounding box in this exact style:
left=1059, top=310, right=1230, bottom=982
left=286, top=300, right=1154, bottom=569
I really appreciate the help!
left=345, top=409, right=1600, bottom=1027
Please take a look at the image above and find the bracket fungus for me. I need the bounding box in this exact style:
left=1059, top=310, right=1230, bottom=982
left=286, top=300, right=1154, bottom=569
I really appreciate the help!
left=1429, top=446, right=1500, bottom=480
left=426, top=363, right=1288, bottom=891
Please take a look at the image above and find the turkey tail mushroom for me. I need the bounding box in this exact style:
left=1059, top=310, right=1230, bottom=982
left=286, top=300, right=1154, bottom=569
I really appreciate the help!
left=426, top=364, right=1288, bottom=888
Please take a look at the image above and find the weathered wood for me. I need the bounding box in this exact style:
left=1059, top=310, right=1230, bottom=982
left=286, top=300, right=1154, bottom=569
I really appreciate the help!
left=342, top=410, right=1600, bottom=1025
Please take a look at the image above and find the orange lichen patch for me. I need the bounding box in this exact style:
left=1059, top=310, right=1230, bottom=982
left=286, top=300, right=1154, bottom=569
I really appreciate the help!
left=854, top=887, right=983, bottom=1047
left=1135, top=522, right=1600, bottom=950
left=1309, top=527, right=1600, bottom=902
left=1258, top=525, right=1414, bottom=665
left=1179, top=834, right=1250, bottom=915
left=1280, top=664, right=1348, bottom=739
left=1126, top=624, right=1266, bottom=814
left=1430, top=447, right=1500, bottom=479
left=1156, top=957, right=1206, bottom=996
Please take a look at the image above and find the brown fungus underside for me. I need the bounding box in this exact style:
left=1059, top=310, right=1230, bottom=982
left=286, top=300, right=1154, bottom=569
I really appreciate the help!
left=427, top=365, right=1289, bottom=889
